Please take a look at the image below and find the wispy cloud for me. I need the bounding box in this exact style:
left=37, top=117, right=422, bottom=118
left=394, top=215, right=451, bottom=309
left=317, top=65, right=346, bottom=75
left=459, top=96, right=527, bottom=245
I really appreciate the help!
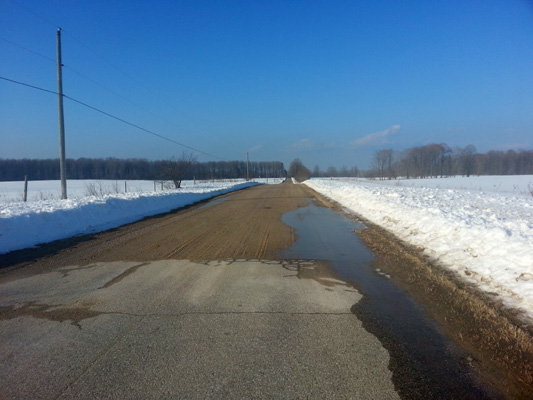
left=349, top=125, right=401, bottom=149
left=290, top=138, right=316, bottom=152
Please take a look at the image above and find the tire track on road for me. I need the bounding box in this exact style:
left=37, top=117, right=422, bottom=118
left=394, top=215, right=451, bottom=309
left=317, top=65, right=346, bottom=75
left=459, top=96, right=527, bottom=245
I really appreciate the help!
left=0, top=181, right=312, bottom=278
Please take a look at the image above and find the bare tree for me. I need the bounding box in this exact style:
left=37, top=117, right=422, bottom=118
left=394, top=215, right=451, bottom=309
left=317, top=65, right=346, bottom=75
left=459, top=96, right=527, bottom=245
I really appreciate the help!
left=288, top=158, right=311, bottom=182
left=459, top=145, right=477, bottom=177
left=160, top=152, right=197, bottom=188
left=372, top=149, right=394, bottom=180
left=439, top=143, right=453, bottom=177
left=326, top=166, right=338, bottom=177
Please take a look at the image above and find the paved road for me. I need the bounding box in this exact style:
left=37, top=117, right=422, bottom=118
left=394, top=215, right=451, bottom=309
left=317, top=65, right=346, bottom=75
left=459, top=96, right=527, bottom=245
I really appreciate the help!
left=0, top=182, right=399, bottom=399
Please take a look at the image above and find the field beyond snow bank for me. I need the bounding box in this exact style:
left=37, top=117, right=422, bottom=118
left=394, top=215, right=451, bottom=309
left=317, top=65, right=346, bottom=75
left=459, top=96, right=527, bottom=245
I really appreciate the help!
left=304, top=176, right=533, bottom=323
left=0, top=181, right=261, bottom=255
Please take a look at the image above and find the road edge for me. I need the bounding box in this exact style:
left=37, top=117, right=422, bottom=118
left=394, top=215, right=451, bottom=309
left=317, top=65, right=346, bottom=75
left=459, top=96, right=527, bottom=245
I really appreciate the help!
left=305, top=185, right=533, bottom=399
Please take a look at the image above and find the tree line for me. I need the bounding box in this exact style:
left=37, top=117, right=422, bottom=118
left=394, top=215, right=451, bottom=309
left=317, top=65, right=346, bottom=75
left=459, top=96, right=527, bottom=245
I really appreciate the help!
left=369, top=144, right=533, bottom=180
left=306, top=145, right=533, bottom=179
left=0, top=157, right=286, bottom=182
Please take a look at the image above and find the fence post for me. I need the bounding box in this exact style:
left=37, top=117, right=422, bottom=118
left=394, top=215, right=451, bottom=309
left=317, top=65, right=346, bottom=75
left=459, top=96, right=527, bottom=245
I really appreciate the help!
left=24, top=175, right=28, bottom=202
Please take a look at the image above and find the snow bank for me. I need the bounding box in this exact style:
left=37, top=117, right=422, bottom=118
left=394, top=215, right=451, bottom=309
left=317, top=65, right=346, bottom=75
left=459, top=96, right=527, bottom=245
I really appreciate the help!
left=0, top=181, right=261, bottom=254
left=0, top=179, right=277, bottom=203
left=305, top=177, right=533, bottom=320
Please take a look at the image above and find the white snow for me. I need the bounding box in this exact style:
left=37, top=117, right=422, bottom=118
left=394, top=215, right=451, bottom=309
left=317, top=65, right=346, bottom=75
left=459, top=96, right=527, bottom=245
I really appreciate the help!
left=0, top=179, right=266, bottom=203
left=0, top=179, right=283, bottom=255
left=2, top=175, right=532, bottom=323
left=304, top=176, right=533, bottom=322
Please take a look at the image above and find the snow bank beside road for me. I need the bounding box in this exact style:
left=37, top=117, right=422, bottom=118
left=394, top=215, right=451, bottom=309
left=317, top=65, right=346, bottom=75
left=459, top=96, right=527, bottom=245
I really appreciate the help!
left=0, top=181, right=261, bottom=254
left=305, top=177, right=533, bottom=320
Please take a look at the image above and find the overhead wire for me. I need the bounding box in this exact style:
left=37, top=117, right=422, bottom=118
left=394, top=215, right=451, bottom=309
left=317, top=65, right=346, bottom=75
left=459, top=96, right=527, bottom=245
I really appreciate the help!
left=0, top=36, right=56, bottom=63
left=64, top=96, right=225, bottom=159
left=0, top=76, right=226, bottom=160
left=0, top=76, right=57, bottom=96
left=9, top=0, right=59, bottom=29
left=10, top=0, right=199, bottom=127
left=1, top=35, right=178, bottom=126
left=7, top=0, right=225, bottom=159
left=9, top=0, right=143, bottom=89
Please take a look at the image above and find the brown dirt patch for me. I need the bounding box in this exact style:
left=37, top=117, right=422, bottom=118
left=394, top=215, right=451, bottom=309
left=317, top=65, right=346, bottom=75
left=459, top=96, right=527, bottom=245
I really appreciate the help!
left=0, top=181, right=313, bottom=280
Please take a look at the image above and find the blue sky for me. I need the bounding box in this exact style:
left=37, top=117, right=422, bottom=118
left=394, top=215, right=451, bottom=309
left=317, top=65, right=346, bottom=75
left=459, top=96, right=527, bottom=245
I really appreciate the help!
left=1, top=0, right=532, bottom=170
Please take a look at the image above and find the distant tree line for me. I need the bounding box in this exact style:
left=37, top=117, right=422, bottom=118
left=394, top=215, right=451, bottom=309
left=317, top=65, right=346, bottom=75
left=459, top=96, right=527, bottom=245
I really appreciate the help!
left=368, top=144, right=533, bottom=180
left=311, top=165, right=360, bottom=178
left=189, top=160, right=285, bottom=181
left=308, top=144, right=533, bottom=180
left=0, top=158, right=286, bottom=182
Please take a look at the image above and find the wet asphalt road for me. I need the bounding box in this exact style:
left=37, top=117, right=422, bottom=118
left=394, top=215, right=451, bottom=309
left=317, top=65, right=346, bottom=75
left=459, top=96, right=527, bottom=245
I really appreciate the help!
left=0, top=259, right=398, bottom=399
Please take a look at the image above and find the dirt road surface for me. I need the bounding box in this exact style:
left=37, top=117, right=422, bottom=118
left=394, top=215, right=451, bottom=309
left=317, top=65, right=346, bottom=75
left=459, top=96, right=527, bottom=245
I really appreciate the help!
left=2, top=180, right=528, bottom=399
left=1, top=180, right=312, bottom=274
left=1, top=182, right=400, bottom=399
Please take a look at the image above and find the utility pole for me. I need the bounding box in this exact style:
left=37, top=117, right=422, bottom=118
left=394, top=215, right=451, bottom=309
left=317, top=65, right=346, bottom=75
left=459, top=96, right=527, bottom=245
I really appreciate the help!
left=57, top=28, right=67, bottom=199
left=246, top=152, right=249, bottom=181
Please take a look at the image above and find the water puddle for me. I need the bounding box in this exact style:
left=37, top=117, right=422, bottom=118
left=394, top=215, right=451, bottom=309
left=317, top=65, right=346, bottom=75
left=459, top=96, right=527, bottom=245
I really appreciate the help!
left=281, top=200, right=494, bottom=399
left=198, top=193, right=235, bottom=210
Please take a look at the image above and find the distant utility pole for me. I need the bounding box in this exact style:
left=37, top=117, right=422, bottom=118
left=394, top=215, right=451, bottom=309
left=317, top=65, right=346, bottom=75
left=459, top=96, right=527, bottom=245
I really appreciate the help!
left=57, top=28, right=67, bottom=199
left=246, top=152, right=249, bottom=181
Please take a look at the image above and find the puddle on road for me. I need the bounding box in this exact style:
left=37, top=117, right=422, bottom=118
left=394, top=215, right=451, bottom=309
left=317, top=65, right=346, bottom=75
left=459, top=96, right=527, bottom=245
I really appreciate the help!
left=198, top=193, right=235, bottom=210
left=281, top=200, right=494, bottom=400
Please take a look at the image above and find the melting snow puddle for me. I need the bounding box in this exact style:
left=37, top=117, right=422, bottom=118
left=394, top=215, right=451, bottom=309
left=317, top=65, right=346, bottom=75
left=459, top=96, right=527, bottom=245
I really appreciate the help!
left=198, top=193, right=235, bottom=209
left=281, top=200, right=495, bottom=399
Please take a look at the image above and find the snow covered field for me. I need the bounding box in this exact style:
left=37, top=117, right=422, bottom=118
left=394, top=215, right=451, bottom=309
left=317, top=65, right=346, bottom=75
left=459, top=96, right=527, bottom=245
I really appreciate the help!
left=0, top=179, right=270, bottom=203
left=0, top=179, right=283, bottom=255
left=304, top=176, right=533, bottom=322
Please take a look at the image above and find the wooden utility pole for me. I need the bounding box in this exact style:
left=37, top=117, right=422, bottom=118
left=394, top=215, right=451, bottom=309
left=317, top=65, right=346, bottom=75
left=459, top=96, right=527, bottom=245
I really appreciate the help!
left=246, top=152, right=249, bottom=181
left=57, top=28, right=67, bottom=199
left=23, top=175, right=28, bottom=202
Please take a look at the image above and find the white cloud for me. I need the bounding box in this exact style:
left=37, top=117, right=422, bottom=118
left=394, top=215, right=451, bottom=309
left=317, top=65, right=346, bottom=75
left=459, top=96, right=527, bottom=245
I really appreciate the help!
left=349, top=125, right=401, bottom=149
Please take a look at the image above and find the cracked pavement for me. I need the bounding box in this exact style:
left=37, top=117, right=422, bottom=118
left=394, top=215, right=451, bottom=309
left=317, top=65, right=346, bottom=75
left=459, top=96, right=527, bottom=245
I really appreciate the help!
left=0, top=182, right=400, bottom=399
left=0, top=259, right=398, bottom=399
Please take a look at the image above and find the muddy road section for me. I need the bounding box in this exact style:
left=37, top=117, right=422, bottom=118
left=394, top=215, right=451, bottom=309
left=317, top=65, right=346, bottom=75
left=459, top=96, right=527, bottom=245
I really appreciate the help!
left=1, top=181, right=311, bottom=276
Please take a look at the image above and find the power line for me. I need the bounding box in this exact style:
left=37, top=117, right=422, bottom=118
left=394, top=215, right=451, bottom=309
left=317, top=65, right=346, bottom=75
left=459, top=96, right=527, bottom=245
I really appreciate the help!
left=0, top=76, right=57, bottom=95
left=9, top=0, right=223, bottom=148
left=63, top=66, right=148, bottom=110
left=8, top=1, right=230, bottom=160
left=1, top=35, right=180, bottom=130
left=0, top=36, right=129, bottom=106
left=0, top=36, right=56, bottom=62
left=58, top=32, right=215, bottom=137
left=10, top=0, right=59, bottom=29
left=9, top=0, right=151, bottom=93
left=61, top=67, right=197, bottom=137
left=2, top=28, right=209, bottom=148
left=0, top=75, right=226, bottom=160
left=64, top=96, right=224, bottom=159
